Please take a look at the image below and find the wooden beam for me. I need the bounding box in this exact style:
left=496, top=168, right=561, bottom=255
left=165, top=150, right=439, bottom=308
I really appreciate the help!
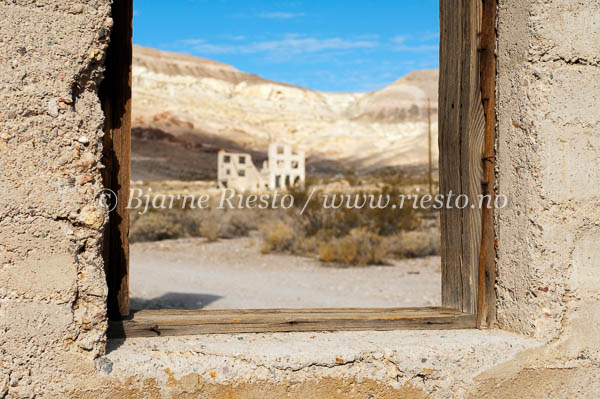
left=477, top=0, right=498, bottom=328
left=108, top=307, right=476, bottom=338
left=439, top=0, right=486, bottom=314
left=101, top=0, right=132, bottom=319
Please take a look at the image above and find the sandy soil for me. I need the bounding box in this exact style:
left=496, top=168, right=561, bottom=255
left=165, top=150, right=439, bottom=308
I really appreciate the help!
left=130, top=235, right=441, bottom=310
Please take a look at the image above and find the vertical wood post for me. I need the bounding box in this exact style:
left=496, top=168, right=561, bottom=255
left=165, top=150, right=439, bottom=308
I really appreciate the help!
left=477, top=0, right=498, bottom=328
left=439, top=0, right=486, bottom=314
left=101, top=0, right=132, bottom=319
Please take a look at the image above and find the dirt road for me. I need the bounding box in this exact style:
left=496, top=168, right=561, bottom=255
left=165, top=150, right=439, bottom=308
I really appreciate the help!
left=130, top=235, right=441, bottom=310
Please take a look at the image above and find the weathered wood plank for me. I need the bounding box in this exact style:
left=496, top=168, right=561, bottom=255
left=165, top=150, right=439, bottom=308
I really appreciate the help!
left=477, top=0, right=498, bottom=328
left=439, top=0, right=486, bottom=314
left=129, top=307, right=468, bottom=319
left=108, top=308, right=476, bottom=338
left=439, top=0, right=464, bottom=313
left=101, top=0, right=132, bottom=319
left=461, top=0, right=485, bottom=316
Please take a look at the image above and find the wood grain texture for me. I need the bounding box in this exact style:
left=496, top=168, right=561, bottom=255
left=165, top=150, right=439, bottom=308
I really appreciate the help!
left=439, top=0, right=486, bottom=314
left=101, top=0, right=132, bottom=319
left=477, top=0, right=498, bottom=328
left=108, top=308, right=476, bottom=338
left=439, top=0, right=464, bottom=313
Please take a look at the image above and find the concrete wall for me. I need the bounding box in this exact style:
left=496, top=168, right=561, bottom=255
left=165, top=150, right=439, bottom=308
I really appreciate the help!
left=0, top=0, right=598, bottom=397
left=496, top=0, right=600, bottom=341
left=0, top=1, right=113, bottom=397
left=477, top=0, right=600, bottom=394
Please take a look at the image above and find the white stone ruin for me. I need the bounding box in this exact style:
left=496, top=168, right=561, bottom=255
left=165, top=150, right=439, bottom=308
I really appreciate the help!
left=217, top=143, right=305, bottom=191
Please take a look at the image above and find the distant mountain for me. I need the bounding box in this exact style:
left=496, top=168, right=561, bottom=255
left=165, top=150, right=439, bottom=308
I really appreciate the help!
left=131, top=45, right=438, bottom=181
left=346, top=69, right=439, bottom=123
left=134, top=45, right=284, bottom=86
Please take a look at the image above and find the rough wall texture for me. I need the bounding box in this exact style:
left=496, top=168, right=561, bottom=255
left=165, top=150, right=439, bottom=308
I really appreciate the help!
left=495, top=0, right=600, bottom=341
left=0, top=0, right=599, bottom=398
left=0, top=1, right=113, bottom=397
left=492, top=0, right=600, bottom=393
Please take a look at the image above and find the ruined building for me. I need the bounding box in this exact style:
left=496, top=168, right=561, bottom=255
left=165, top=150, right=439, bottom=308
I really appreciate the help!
left=217, top=143, right=305, bottom=191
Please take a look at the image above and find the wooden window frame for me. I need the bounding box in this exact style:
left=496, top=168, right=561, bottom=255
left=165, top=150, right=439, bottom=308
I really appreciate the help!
left=102, top=0, right=497, bottom=338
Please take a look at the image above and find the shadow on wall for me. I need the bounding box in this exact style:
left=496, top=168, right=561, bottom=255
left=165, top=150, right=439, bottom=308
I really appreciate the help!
left=130, top=292, right=222, bottom=310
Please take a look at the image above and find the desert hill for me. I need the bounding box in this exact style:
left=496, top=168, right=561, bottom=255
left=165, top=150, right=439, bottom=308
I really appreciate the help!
left=131, top=45, right=438, bottom=181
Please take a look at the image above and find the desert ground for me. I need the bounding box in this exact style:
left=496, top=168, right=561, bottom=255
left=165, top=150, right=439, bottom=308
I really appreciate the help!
left=130, top=235, right=441, bottom=310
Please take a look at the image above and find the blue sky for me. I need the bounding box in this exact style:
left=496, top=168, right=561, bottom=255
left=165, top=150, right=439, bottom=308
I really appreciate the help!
left=133, top=1, right=439, bottom=92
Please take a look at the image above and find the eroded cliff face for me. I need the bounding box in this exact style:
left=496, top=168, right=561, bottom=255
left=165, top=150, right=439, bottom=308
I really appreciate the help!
left=131, top=45, right=439, bottom=180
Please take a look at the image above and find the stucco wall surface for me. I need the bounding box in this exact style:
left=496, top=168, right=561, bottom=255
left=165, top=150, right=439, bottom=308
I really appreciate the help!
left=490, top=0, right=600, bottom=395
left=0, top=1, right=114, bottom=398
left=0, top=0, right=599, bottom=398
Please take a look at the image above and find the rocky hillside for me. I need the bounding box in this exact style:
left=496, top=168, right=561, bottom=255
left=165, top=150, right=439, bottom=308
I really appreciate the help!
left=131, top=45, right=438, bottom=181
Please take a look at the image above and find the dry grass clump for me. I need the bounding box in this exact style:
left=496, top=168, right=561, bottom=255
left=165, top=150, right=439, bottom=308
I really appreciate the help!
left=288, top=185, right=419, bottom=239
left=257, top=181, right=439, bottom=266
left=259, top=219, right=320, bottom=256
left=384, top=229, right=441, bottom=259
left=217, top=210, right=261, bottom=239
left=318, top=228, right=387, bottom=266
left=260, top=220, right=296, bottom=254
left=129, top=199, right=265, bottom=243
left=130, top=211, right=189, bottom=242
left=198, top=217, right=220, bottom=242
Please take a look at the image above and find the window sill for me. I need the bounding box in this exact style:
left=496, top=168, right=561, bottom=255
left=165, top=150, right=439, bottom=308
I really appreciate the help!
left=107, top=307, right=476, bottom=338
left=103, top=329, right=540, bottom=393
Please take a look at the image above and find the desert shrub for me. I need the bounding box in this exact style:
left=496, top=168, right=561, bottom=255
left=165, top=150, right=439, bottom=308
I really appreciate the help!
left=258, top=182, right=426, bottom=266
left=199, top=217, right=220, bottom=242
left=318, top=228, right=388, bottom=266
left=293, top=234, right=319, bottom=255
left=178, top=211, right=203, bottom=237
left=218, top=209, right=261, bottom=239
left=128, top=194, right=205, bottom=243
left=260, top=220, right=297, bottom=254
left=288, top=185, right=419, bottom=240
left=130, top=211, right=189, bottom=242
left=129, top=194, right=271, bottom=243
left=385, top=229, right=441, bottom=259
left=129, top=177, right=439, bottom=267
